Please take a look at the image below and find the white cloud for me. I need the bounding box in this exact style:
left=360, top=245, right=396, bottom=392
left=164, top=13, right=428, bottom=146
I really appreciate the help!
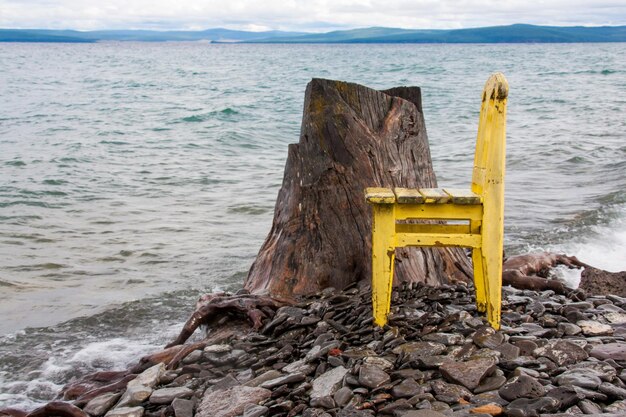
left=0, top=0, right=625, bottom=31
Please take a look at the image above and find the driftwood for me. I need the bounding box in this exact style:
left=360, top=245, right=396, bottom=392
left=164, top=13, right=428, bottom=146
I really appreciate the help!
left=245, top=79, right=472, bottom=299
left=165, top=292, right=289, bottom=347
left=502, top=252, right=588, bottom=295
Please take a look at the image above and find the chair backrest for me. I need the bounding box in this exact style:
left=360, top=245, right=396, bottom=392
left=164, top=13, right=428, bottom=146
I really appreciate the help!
left=471, top=73, right=509, bottom=198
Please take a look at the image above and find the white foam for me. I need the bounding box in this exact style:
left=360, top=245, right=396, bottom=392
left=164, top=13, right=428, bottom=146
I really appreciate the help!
left=549, top=206, right=626, bottom=287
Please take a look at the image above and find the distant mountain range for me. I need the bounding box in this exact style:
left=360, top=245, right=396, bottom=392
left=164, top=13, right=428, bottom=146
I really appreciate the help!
left=2, top=24, right=626, bottom=43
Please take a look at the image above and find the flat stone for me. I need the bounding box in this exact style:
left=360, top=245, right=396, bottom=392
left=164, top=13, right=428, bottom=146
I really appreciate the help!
left=468, top=403, right=504, bottom=416
left=84, top=392, right=121, bottom=416
left=260, top=373, right=305, bottom=389
left=430, top=380, right=472, bottom=401
left=474, top=374, right=507, bottom=394
left=605, top=312, right=626, bottom=324
left=244, top=370, right=282, bottom=387
left=577, top=399, right=602, bottom=414
left=498, top=375, right=546, bottom=401
left=392, top=342, right=447, bottom=359
left=116, top=385, right=153, bottom=408
left=571, top=360, right=617, bottom=381
left=128, top=363, right=165, bottom=389
left=590, top=342, right=626, bottom=361
left=533, top=339, right=588, bottom=366
left=197, top=386, right=271, bottom=417
left=149, top=387, right=194, bottom=405
left=494, top=343, right=520, bottom=360
left=599, top=382, right=626, bottom=399
left=172, top=398, right=194, bottom=417
left=392, top=378, right=423, bottom=398
left=242, top=405, right=268, bottom=417
left=283, top=359, right=316, bottom=375
left=555, top=369, right=602, bottom=389
left=546, top=386, right=584, bottom=409
left=422, top=333, right=465, bottom=345
left=557, top=322, right=581, bottom=336
left=505, top=397, right=560, bottom=417
left=440, top=358, right=497, bottom=391
left=472, top=327, right=505, bottom=349
left=204, top=344, right=232, bottom=353
left=309, top=395, right=335, bottom=409
left=333, top=386, right=353, bottom=407
left=206, top=374, right=240, bottom=393
left=310, top=366, right=348, bottom=399
left=358, top=364, right=390, bottom=389
left=397, top=411, right=448, bottom=417
left=363, top=356, right=394, bottom=370
left=605, top=399, right=626, bottom=413
left=577, top=320, right=614, bottom=336
left=104, top=407, right=144, bottom=417
left=303, top=409, right=332, bottom=417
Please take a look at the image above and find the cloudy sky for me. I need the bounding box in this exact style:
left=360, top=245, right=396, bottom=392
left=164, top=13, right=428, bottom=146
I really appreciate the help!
left=1, top=0, right=625, bottom=32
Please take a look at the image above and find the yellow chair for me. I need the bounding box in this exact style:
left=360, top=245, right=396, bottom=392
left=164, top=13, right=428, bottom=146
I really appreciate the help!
left=365, top=73, right=508, bottom=330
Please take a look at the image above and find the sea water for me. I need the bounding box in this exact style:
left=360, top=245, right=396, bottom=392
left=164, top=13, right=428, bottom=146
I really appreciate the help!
left=0, top=42, right=625, bottom=407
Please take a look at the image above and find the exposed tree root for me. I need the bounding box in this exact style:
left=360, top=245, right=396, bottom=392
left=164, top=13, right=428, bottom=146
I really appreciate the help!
left=503, top=252, right=589, bottom=296
left=26, top=402, right=87, bottom=417
left=165, top=292, right=291, bottom=348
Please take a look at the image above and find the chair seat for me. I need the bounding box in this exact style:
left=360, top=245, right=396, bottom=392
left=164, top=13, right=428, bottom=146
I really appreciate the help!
left=366, top=187, right=481, bottom=205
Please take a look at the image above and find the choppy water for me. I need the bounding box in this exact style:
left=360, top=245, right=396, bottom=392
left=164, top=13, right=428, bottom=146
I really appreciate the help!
left=1, top=42, right=625, bottom=408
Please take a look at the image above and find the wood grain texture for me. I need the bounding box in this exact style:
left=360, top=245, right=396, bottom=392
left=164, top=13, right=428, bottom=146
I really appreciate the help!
left=244, top=78, right=472, bottom=298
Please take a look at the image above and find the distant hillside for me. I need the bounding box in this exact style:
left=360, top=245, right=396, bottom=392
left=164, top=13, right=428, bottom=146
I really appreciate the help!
left=2, top=24, right=626, bottom=43
left=249, top=24, right=626, bottom=43
left=0, top=28, right=306, bottom=43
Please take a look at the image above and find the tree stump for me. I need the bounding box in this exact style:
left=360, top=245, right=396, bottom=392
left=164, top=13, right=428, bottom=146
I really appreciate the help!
left=244, top=78, right=473, bottom=298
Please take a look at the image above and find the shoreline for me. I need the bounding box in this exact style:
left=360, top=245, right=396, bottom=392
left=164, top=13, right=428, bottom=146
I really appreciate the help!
left=5, top=280, right=625, bottom=417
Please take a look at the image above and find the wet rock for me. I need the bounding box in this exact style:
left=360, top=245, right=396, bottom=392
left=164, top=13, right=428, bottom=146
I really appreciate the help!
left=439, top=358, right=497, bottom=391
left=283, top=359, right=316, bottom=375
left=149, top=387, right=194, bottom=405
left=310, top=366, right=348, bottom=399
left=579, top=267, right=626, bottom=297
left=505, top=397, right=560, bottom=417
left=336, top=408, right=374, bottom=417
left=555, top=369, right=602, bottom=389
left=172, top=398, right=194, bottom=417
left=206, top=375, right=240, bottom=393
left=303, top=408, right=332, bottom=417
left=590, top=342, right=626, bottom=361
left=84, top=393, right=121, bottom=416
left=577, top=320, right=613, bottom=336
left=197, top=385, right=271, bottom=417
left=498, top=375, right=545, bottom=401
left=358, top=364, right=390, bottom=389
left=533, top=339, right=588, bottom=366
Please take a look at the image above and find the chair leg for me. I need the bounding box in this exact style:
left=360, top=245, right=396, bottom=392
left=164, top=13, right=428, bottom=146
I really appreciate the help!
left=371, top=204, right=396, bottom=327
left=482, top=250, right=502, bottom=330
left=472, top=248, right=487, bottom=313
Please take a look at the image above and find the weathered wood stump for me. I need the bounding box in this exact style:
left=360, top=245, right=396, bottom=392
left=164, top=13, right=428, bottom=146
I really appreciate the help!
left=244, top=78, right=473, bottom=298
